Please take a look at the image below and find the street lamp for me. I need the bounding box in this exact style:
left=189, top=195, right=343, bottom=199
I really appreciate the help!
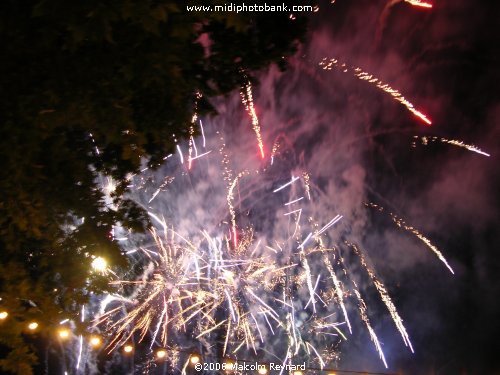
left=58, top=328, right=70, bottom=339
left=89, top=335, right=102, bottom=348
left=91, top=257, right=107, bottom=272
left=156, top=349, right=167, bottom=360
left=190, top=353, right=201, bottom=365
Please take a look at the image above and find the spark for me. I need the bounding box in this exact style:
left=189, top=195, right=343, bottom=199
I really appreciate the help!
left=241, top=81, right=265, bottom=158
left=303, top=172, right=312, bottom=200
left=176, top=145, right=184, bottom=164
left=187, top=95, right=201, bottom=170
left=285, top=197, right=304, bottom=206
left=324, top=255, right=352, bottom=334
left=200, top=120, right=206, bottom=147
left=297, top=232, right=313, bottom=250
left=270, top=140, right=280, bottom=165
left=346, top=241, right=413, bottom=352
left=227, top=171, right=249, bottom=248
left=319, top=58, right=432, bottom=125
left=367, top=203, right=454, bottom=274
left=273, top=176, right=300, bottom=193
left=413, top=136, right=490, bottom=157
left=352, top=285, right=388, bottom=368
left=76, top=305, right=85, bottom=370
left=189, top=150, right=212, bottom=161
left=284, top=208, right=302, bottom=216
left=316, top=215, right=343, bottom=236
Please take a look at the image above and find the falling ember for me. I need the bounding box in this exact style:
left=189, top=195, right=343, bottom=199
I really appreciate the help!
left=188, top=125, right=195, bottom=170
left=413, top=136, right=490, bottom=157
left=188, top=92, right=203, bottom=170
left=367, top=203, right=455, bottom=274
left=302, top=172, right=312, bottom=200
left=324, top=255, right=352, bottom=334
left=352, top=285, right=388, bottom=368
left=270, top=140, right=281, bottom=165
left=241, top=81, right=266, bottom=158
left=346, top=241, right=414, bottom=352
left=319, top=58, right=432, bottom=125
left=227, top=171, right=248, bottom=249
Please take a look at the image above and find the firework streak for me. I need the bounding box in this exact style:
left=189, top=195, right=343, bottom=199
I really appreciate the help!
left=413, top=136, right=490, bottom=157
left=367, top=203, right=454, bottom=274
left=319, top=58, right=432, bottom=125
left=241, top=81, right=266, bottom=158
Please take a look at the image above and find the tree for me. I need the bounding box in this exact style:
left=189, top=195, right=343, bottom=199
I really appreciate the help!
left=0, top=0, right=309, bottom=372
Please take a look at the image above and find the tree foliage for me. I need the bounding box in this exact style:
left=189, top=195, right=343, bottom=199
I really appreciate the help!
left=0, top=0, right=308, bottom=372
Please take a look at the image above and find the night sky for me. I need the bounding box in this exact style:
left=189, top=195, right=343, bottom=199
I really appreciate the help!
left=7, top=1, right=499, bottom=374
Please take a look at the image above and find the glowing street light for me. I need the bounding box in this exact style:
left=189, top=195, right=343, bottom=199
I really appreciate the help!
left=91, top=257, right=107, bottom=272
left=89, top=335, right=102, bottom=348
left=27, top=321, right=39, bottom=331
left=0, top=311, right=8, bottom=320
left=58, top=328, right=70, bottom=339
left=123, top=344, right=133, bottom=354
left=224, top=361, right=235, bottom=372
left=190, top=354, right=200, bottom=365
left=156, top=349, right=167, bottom=359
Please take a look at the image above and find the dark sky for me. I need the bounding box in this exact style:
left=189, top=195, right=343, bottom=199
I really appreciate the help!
left=3, top=1, right=499, bottom=375
left=302, top=0, right=500, bottom=373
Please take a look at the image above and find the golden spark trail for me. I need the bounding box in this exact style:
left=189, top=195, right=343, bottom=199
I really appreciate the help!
left=188, top=92, right=202, bottom=170
left=319, top=58, right=432, bottom=125
left=227, top=171, right=248, bottom=249
left=241, top=81, right=265, bottom=158
left=324, top=255, right=352, bottom=334
left=346, top=241, right=414, bottom=352
left=413, top=136, right=490, bottom=157
left=303, top=172, right=312, bottom=200
left=367, top=203, right=454, bottom=274
left=352, top=285, right=388, bottom=368
left=271, top=139, right=280, bottom=165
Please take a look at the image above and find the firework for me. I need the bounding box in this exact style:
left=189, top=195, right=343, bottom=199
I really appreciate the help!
left=319, top=58, right=432, bottom=125
left=367, top=203, right=454, bottom=274
left=346, top=241, right=413, bottom=352
left=94, top=126, right=353, bottom=371
left=352, top=284, right=388, bottom=368
left=241, top=81, right=266, bottom=158
left=413, top=136, right=490, bottom=157
left=93, top=119, right=459, bottom=372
